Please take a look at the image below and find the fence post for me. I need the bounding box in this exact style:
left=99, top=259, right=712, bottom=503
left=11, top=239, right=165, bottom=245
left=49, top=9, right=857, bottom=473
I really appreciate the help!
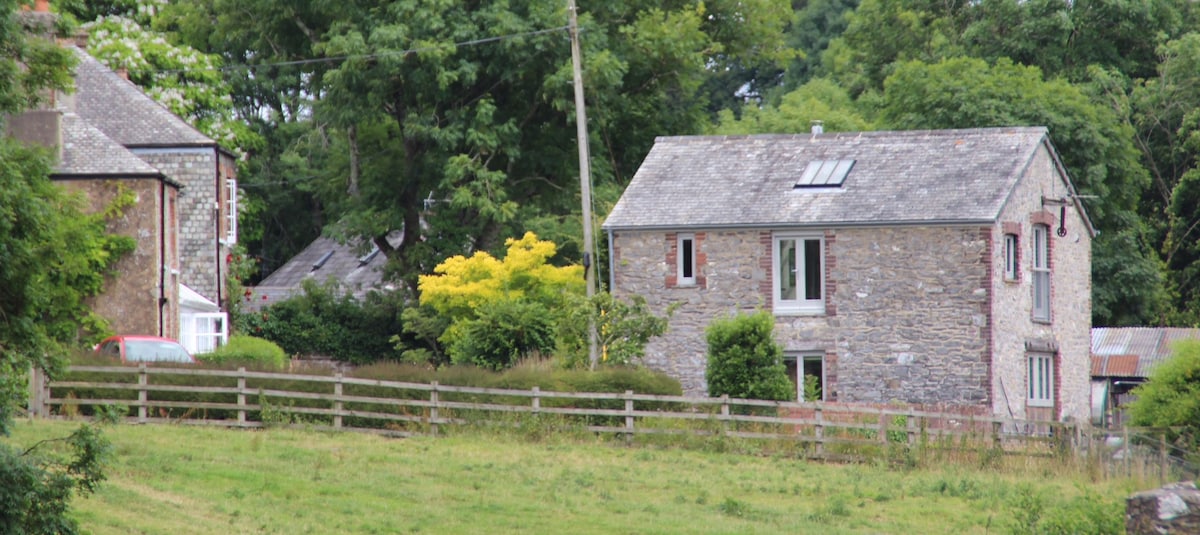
left=27, top=366, right=43, bottom=417
left=907, top=409, right=916, bottom=447
left=531, top=386, right=540, bottom=415
left=624, top=390, right=634, bottom=445
left=1160, top=431, right=1169, bottom=484
left=1123, top=425, right=1131, bottom=477
left=720, top=395, right=730, bottom=436
left=878, top=408, right=888, bottom=444
left=237, top=367, right=246, bottom=425
left=333, top=372, right=343, bottom=429
left=991, top=421, right=1002, bottom=450
left=429, top=381, right=440, bottom=436
left=815, top=403, right=824, bottom=456
left=137, top=363, right=148, bottom=423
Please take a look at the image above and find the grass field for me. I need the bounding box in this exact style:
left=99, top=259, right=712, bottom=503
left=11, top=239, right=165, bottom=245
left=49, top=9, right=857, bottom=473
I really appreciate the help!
left=7, top=419, right=1140, bottom=534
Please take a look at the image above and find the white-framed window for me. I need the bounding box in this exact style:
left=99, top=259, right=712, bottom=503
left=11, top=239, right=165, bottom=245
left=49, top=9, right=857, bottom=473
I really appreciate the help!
left=677, top=233, right=696, bottom=286
left=1027, top=352, right=1054, bottom=407
left=182, top=312, right=228, bottom=355
left=224, top=178, right=238, bottom=245
left=773, top=233, right=825, bottom=314
left=1003, top=233, right=1019, bottom=281
left=1032, top=225, right=1050, bottom=321
left=786, top=353, right=825, bottom=402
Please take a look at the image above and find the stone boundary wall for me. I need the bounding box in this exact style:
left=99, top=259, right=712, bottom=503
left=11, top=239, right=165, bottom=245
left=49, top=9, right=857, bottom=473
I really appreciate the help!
left=1126, top=481, right=1200, bottom=534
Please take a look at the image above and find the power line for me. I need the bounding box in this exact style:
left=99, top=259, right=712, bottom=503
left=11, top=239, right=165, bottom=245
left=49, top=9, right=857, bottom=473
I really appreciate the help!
left=155, top=25, right=572, bottom=76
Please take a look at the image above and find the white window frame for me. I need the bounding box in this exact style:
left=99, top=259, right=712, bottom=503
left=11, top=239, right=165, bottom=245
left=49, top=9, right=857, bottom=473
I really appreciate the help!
left=1032, top=225, right=1050, bottom=321
left=1003, top=233, right=1019, bottom=281
left=224, top=178, right=238, bottom=245
left=184, top=312, right=228, bottom=355
left=788, top=353, right=825, bottom=402
left=1027, top=352, right=1054, bottom=407
left=677, top=233, right=696, bottom=286
left=773, top=233, right=825, bottom=314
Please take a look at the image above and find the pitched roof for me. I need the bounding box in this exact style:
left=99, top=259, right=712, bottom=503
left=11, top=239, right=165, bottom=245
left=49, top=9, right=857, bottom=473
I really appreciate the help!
left=603, top=127, right=1077, bottom=230
left=1091, top=327, right=1200, bottom=378
left=247, top=235, right=398, bottom=311
left=71, top=47, right=215, bottom=148
left=53, top=112, right=167, bottom=180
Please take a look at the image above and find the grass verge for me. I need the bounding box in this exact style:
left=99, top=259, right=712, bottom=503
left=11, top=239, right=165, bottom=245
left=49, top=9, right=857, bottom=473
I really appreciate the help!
left=7, top=419, right=1141, bottom=534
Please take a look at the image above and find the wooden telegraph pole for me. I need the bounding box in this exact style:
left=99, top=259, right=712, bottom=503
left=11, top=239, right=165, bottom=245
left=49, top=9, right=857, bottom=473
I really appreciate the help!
left=568, top=0, right=599, bottom=369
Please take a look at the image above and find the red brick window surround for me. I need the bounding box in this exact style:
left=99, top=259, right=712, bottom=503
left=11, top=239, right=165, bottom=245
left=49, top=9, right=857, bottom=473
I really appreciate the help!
left=1030, top=217, right=1053, bottom=323
left=665, top=232, right=706, bottom=289
left=1001, top=222, right=1021, bottom=282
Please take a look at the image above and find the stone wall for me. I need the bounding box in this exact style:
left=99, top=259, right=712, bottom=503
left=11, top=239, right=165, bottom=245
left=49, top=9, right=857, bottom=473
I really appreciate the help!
left=134, top=148, right=226, bottom=306
left=612, top=224, right=994, bottom=405
left=57, top=177, right=178, bottom=337
left=990, top=144, right=1092, bottom=422
left=1126, top=481, right=1200, bottom=534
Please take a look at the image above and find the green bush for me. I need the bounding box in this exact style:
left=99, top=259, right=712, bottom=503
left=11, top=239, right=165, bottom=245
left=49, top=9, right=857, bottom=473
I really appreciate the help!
left=447, top=300, right=556, bottom=370
left=1128, top=339, right=1200, bottom=451
left=235, top=279, right=406, bottom=364
left=705, top=311, right=795, bottom=401
left=197, top=336, right=288, bottom=370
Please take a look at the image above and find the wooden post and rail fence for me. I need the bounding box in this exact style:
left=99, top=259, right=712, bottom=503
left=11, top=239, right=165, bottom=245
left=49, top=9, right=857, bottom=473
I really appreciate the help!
left=23, top=364, right=1192, bottom=477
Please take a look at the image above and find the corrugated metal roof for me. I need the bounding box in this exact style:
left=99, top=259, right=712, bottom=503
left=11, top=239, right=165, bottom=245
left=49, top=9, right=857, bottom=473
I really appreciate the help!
left=1091, top=327, right=1200, bottom=378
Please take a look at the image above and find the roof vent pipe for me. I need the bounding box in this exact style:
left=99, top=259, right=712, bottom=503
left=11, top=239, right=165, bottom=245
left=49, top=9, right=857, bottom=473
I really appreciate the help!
left=811, top=120, right=824, bottom=135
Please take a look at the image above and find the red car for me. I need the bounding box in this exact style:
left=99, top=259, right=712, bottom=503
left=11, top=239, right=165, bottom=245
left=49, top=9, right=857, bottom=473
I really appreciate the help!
left=95, top=335, right=195, bottom=364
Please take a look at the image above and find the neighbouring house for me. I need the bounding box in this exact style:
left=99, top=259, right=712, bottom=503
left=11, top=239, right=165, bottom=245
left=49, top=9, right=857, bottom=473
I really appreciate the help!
left=1090, top=327, right=1200, bottom=427
left=603, top=127, right=1094, bottom=423
left=7, top=3, right=235, bottom=354
left=245, top=235, right=398, bottom=313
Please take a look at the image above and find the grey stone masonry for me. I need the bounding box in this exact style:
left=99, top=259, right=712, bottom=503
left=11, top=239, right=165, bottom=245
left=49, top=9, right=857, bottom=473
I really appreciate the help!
left=135, top=149, right=224, bottom=304
left=1127, top=481, right=1200, bottom=534
left=606, top=129, right=1093, bottom=421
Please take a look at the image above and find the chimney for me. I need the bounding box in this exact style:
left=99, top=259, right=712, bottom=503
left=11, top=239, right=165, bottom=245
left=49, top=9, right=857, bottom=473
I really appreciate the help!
left=811, top=120, right=824, bottom=135
left=6, top=109, right=64, bottom=162
left=18, top=0, right=55, bottom=35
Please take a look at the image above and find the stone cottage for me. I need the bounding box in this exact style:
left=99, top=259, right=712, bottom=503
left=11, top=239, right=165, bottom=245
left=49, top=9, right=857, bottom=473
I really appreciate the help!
left=68, top=47, right=239, bottom=353
left=602, top=127, right=1093, bottom=422
left=7, top=4, right=236, bottom=354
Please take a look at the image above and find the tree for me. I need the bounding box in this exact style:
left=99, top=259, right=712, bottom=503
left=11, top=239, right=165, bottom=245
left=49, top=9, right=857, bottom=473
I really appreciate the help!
left=878, top=56, right=1164, bottom=325
left=0, top=2, right=115, bottom=532
left=1127, top=339, right=1200, bottom=453
left=705, top=311, right=794, bottom=401
left=161, top=0, right=793, bottom=294
left=712, top=77, right=872, bottom=135
left=418, top=232, right=582, bottom=368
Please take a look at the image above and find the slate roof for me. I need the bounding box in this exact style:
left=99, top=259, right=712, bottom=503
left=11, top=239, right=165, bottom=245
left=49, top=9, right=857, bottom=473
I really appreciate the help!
left=53, top=112, right=167, bottom=180
left=71, top=47, right=215, bottom=148
left=246, top=235, right=398, bottom=311
left=603, top=127, right=1080, bottom=231
left=1091, top=327, right=1200, bottom=378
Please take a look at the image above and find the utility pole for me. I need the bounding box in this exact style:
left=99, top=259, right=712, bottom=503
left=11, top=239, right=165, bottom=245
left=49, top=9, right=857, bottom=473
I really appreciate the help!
left=568, top=0, right=599, bottom=369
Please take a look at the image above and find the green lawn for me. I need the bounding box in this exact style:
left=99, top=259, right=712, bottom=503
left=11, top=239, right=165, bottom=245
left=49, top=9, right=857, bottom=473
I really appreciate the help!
left=7, top=419, right=1138, bottom=534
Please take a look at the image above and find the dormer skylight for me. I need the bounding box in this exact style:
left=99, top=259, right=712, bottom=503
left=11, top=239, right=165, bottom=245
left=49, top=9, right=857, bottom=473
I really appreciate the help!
left=796, top=159, right=855, bottom=188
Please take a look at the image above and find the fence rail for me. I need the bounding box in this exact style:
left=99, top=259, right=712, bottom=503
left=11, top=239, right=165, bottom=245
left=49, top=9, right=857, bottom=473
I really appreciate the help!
left=27, top=364, right=1099, bottom=459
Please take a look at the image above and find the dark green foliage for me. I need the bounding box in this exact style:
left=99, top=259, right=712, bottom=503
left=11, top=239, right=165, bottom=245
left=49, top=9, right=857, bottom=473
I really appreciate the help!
left=196, top=335, right=288, bottom=370
left=1005, top=484, right=1123, bottom=535
left=705, top=311, right=795, bottom=401
left=0, top=425, right=110, bottom=535
left=447, top=300, right=556, bottom=371
left=1128, top=340, right=1200, bottom=452
left=235, top=279, right=405, bottom=364
left=557, top=292, right=673, bottom=369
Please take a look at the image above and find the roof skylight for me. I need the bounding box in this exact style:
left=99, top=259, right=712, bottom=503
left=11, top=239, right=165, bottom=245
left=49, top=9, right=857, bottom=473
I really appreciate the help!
left=796, top=159, right=855, bottom=188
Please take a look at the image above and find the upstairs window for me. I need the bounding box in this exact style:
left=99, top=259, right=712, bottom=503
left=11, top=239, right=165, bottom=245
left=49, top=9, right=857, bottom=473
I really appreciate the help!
left=677, top=233, right=695, bottom=286
left=1003, top=233, right=1019, bottom=281
left=224, top=178, right=238, bottom=245
left=774, top=233, right=824, bottom=314
left=1032, top=225, right=1050, bottom=321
